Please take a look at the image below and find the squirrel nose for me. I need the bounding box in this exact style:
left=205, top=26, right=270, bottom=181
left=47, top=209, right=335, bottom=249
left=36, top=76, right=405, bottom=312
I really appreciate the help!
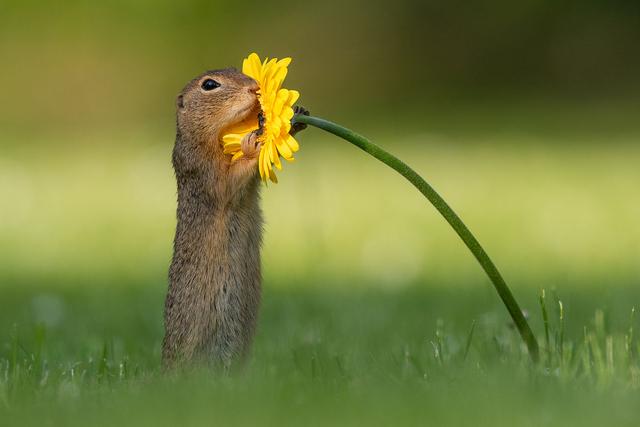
left=247, top=82, right=259, bottom=94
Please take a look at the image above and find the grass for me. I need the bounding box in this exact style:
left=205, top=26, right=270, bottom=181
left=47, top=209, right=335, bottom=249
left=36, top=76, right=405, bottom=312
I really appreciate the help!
left=2, top=284, right=640, bottom=426
left=2, top=119, right=640, bottom=425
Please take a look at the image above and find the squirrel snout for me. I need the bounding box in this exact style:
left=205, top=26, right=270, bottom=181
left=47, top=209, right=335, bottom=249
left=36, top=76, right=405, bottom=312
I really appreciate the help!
left=247, top=81, right=259, bottom=94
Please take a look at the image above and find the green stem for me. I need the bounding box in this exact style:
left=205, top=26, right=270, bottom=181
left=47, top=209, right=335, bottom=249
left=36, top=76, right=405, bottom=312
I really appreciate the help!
left=293, top=114, right=540, bottom=363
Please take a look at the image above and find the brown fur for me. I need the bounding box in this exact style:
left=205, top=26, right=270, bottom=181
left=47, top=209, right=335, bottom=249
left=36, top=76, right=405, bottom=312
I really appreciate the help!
left=162, top=68, right=265, bottom=368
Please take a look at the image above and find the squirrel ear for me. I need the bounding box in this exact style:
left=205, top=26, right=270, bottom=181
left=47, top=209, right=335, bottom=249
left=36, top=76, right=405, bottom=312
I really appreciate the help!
left=177, top=95, right=185, bottom=110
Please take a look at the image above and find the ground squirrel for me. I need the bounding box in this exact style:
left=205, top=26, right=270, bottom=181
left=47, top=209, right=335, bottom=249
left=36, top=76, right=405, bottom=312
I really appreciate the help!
left=162, top=68, right=306, bottom=368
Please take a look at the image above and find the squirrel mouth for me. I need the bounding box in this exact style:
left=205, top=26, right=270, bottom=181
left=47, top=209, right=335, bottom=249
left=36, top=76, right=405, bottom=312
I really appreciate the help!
left=222, top=102, right=261, bottom=137
left=236, top=102, right=261, bottom=124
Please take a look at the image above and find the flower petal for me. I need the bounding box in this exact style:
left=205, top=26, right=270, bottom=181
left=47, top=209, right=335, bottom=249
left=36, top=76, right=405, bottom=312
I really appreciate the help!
left=242, top=53, right=262, bottom=80
left=231, top=151, right=244, bottom=162
left=276, top=138, right=293, bottom=159
left=287, top=90, right=300, bottom=106
left=286, top=135, right=300, bottom=152
left=258, top=145, right=266, bottom=180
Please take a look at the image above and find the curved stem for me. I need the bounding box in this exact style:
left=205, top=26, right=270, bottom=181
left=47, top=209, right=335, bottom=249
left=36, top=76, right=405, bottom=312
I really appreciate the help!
left=293, top=114, right=539, bottom=363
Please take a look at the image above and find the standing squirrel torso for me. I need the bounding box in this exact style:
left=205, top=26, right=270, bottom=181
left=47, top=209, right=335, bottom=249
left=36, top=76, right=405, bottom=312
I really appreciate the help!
left=162, top=68, right=264, bottom=368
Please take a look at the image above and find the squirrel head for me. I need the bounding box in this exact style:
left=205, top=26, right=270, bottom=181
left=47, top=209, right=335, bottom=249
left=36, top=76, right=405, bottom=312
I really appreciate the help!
left=176, top=68, right=260, bottom=149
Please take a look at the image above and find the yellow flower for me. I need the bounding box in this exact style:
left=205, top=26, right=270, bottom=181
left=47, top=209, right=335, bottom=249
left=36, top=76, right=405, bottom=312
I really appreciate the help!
left=222, top=53, right=300, bottom=183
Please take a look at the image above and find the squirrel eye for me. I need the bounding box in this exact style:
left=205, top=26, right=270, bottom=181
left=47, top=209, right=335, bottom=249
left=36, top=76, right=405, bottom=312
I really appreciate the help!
left=201, top=79, right=220, bottom=91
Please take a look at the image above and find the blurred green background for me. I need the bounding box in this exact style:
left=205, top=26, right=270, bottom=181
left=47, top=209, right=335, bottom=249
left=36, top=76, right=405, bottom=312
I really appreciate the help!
left=1, top=1, right=640, bottom=425
left=1, top=0, right=639, bottom=289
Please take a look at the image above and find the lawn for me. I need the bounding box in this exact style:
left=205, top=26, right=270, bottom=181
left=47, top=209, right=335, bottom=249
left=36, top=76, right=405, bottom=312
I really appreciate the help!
left=2, top=284, right=640, bottom=426
left=1, top=116, right=640, bottom=425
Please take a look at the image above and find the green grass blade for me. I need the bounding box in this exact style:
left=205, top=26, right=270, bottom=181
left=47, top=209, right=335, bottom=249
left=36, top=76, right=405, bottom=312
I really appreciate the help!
left=463, top=320, right=477, bottom=362
left=539, top=290, right=551, bottom=365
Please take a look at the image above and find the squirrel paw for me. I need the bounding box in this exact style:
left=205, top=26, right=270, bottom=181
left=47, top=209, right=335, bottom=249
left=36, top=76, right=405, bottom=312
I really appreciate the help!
left=241, top=130, right=262, bottom=159
left=290, top=105, right=310, bottom=136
